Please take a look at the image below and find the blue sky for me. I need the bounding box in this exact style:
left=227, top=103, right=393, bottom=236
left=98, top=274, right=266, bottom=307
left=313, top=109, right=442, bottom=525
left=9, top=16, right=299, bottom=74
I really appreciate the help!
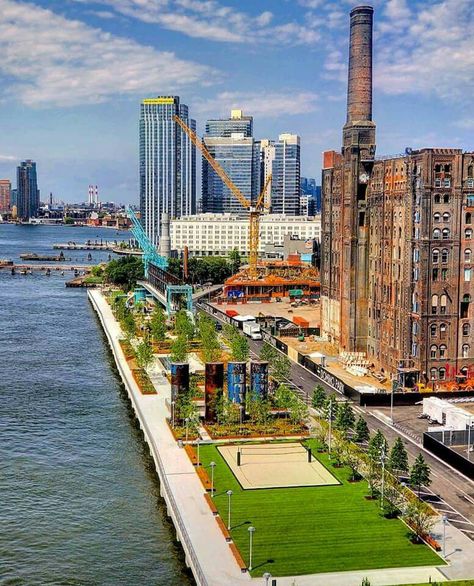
left=0, top=0, right=473, bottom=204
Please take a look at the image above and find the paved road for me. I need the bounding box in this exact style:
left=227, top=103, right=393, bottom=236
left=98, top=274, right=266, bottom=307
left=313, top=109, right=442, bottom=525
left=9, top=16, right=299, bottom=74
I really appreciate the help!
left=201, top=304, right=474, bottom=538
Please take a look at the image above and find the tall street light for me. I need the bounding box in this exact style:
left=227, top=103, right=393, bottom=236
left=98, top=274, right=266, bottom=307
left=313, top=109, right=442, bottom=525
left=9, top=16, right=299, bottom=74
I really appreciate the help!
left=263, top=572, right=272, bottom=586
left=185, top=417, right=189, bottom=442
left=328, top=399, right=333, bottom=455
left=248, top=526, right=255, bottom=571
left=442, top=514, right=448, bottom=558
left=380, top=444, right=386, bottom=511
left=210, top=461, right=216, bottom=497
left=196, top=438, right=200, bottom=467
left=227, top=490, right=233, bottom=530
left=171, top=400, right=176, bottom=428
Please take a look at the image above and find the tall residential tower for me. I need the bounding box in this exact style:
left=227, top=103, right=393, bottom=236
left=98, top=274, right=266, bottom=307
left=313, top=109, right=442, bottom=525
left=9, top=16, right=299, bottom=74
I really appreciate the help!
left=0, top=179, right=11, bottom=213
left=17, top=160, right=39, bottom=220
left=139, top=96, right=196, bottom=245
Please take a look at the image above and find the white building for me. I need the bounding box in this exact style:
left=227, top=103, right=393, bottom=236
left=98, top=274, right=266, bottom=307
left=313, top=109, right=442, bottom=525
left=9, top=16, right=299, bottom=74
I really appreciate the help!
left=170, top=213, right=320, bottom=256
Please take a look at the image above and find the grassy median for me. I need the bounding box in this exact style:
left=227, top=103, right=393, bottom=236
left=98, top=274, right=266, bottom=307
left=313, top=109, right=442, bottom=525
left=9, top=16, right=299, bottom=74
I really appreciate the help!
left=199, top=440, right=443, bottom=577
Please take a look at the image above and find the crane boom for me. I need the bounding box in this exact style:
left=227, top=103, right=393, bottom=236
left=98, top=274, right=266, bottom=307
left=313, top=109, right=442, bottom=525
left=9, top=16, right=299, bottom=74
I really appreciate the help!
left=173, top=114, right=271, bottom=279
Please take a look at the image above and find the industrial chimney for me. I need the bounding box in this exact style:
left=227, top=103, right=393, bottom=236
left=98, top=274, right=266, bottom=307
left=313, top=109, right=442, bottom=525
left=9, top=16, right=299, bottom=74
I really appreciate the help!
left=346, top=5, right=373, bottom=124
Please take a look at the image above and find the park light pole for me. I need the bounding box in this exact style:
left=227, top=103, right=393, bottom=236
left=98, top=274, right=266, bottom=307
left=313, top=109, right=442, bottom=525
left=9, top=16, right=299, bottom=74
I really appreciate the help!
left=328, top=399, right=333, bottom=456
left=196, top=438, right=201, bottom=467
left=248, top=526, right=255, bottom=571
left=390, top=382, right=395, bottom=425
left=185, top=417, right=189, bottom=442
left=380, top=445, right=386, bottom=511
left=210, top=461, right=216, bottom=497
left=227, top=490, right=233, bottom=530
left=442, top=514, right=448, bottom=558
left=468, top=417, right=473, bottom=461
left=263, top=572, right=272, bottom=586
left=171, top=400, right=176, bottom=428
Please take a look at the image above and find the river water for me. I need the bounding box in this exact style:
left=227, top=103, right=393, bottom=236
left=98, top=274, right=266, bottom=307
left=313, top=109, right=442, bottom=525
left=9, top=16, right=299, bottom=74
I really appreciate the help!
left=0, top=224, right=192, bottom=586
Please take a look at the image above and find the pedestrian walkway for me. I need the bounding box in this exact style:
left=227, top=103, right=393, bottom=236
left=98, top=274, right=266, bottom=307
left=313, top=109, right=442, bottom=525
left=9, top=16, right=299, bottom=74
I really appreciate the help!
left=89, top=290, right=474, bottom=586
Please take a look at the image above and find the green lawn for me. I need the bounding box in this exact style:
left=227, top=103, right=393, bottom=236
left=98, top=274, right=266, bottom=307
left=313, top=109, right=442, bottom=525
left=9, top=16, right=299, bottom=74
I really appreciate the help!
left=199, top=441, right=443, bottom=577
left=397, top=582, right=474, bottom=586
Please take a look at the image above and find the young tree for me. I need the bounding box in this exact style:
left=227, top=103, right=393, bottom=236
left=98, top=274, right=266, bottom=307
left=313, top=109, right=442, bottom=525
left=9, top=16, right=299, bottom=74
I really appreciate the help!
left=312, top=385, right=326, bottom=410
left=368, top=430, right=388, bottom=462
left=322, top=394, right=339, bottom=422
left=410, top=454, right=431, bottom=497
left=228, top=248, right=241, bottom=273
left=403, top=500, right=437, bottom=542
left=260, top=342, right=278, bottom=363
left=197, top=313, right=222, bottom=363
left=150, top=306, right=167, bottom=343
left=122, top=312, right=136, bottom=341
left=334, top=401, right=355, bottom=437
left=272, top=354, right=292, bottom=382
left=288, top=396, right=309, bottom=426
left=170, top=334, right=189, bottom=363
left=361, top=579, right=371, bottom=586
left=230, top=332, right=249, bottom=362
left=354, top=416, right=370, bottom=443
left=175, top=310, right=195, bottom=341
left=274, top=384, right=294, bottom=414
left=135, top=339, right=154, bottom=370
left=388, top=437, right=409, bottom=475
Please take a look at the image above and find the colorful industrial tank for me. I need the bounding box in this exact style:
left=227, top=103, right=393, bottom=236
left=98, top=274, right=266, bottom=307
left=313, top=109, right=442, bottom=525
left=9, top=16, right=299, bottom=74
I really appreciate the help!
left=170, top=362, right=189, bottom=402
left=205, top=362, right=224, bottom=422
left=227, top=362, right=247, bottom=404
left=250, top=361, right=269, bottom=399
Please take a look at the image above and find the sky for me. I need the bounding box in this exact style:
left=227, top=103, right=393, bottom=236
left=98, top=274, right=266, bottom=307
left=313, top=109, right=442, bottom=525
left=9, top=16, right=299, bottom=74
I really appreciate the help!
left=0, top=0, right=473, bottom=204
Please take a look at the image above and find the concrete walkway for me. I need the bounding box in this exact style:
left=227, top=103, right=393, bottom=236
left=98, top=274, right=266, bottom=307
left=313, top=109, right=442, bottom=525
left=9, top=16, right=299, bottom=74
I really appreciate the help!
left=89, top=290, right=473, bottom=586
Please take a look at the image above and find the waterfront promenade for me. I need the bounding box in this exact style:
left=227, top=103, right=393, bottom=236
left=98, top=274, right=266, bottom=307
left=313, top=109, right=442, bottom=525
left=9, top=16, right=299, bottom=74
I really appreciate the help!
left=89, top=289, right=474, bottom=585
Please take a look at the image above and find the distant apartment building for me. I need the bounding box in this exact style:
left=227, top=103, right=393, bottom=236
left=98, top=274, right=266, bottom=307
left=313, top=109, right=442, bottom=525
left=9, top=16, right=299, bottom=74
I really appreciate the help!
left=139, top=96, right=196, bottom=245
left=0, top=179, right=11, bottom=213
left=262, top=134, right=301, bottom=215
left=301, top=177, right=321, bottom=214
left=17, top=160, right=39, bottom=220
left=171, top=213, right=320, bottom=256
left=205, top=109, right=253, bottom=138
left=201, top=110, right=260, bottom=214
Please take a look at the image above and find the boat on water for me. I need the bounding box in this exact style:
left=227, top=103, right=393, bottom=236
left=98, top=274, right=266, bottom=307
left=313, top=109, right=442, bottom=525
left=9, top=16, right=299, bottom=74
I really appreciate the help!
left=19, top=251, right=68, bottom=262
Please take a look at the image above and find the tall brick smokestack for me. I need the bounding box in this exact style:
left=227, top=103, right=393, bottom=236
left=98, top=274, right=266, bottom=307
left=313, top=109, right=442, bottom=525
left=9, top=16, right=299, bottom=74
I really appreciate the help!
left=346, top=6, right=373, bottom=124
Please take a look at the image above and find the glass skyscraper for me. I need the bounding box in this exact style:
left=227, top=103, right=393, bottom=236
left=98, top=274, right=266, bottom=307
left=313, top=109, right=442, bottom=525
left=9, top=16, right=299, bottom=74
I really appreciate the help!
left=269, top=134, right=301, bottom=215
left=139, top=96, right=196, bottom=245
left=201, top=110, right=260, bottom=214
left=17, top=160, right=39, bottom=220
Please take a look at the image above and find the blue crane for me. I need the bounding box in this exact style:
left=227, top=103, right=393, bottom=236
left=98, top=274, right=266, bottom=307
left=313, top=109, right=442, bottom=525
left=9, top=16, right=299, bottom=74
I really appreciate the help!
left=126, top=206, right=168, bottom=277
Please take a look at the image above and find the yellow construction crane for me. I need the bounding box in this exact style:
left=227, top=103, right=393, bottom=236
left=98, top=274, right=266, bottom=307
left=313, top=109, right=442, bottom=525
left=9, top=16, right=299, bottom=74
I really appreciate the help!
left=173, top=114, right=271, bottom=279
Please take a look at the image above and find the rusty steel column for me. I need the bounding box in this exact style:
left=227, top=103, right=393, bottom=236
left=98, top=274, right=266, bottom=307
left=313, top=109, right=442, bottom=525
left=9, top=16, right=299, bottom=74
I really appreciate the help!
left=346, top=5, right=373, bottom=124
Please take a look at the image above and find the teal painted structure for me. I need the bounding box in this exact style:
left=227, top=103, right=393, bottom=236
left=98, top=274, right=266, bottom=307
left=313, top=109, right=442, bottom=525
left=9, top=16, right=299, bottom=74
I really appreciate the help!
left=127, top=207, right=168, bottom=276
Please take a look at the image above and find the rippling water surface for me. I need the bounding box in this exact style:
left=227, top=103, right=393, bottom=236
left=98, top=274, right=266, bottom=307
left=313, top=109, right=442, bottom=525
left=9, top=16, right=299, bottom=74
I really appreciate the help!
left=0, top=225, right=193, bottom=586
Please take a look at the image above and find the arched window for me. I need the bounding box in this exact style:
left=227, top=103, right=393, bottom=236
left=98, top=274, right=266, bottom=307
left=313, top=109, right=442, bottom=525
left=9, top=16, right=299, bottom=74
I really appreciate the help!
left=433, top=228, right=441, bottom=240
left=461, top=366, right=468, bottom=377
left=439, top=368, right=446, bottom=380
left=430, top=367, right=438, bottom=380
left=432, top=249, right=440, bottom=263
left=442, top=228, right=450, bottom=239
left=466, top=228, right=473, bottom=239
left=443, top=194, right=450, bottom=203
left=466, top=212, right=472, bottom=225
left=430, top=345, right=438, bottom=359
left=434, top=194, right=441, bottom=204
left=430, top=324, right=437, bottom=337
left=440, top=294, right=447, bottom=314
left=432, top=294, right=438, bottom=314
left=468, top=165, right=474, bottom=178
left=440, top=323, right=447, bottom=337
left=461, top=294, right=471, bottom=318
left=441, top=249, right=449, bottom=263
left=462, top=344, right=470, bottom=359
left=439, top=344, right=447, bottom=358
left=463, top=323, right=470, bottom=336
left=443, top=212, right=451, bottom=222
left=465, top=249, right=472, bottom=263
left=433, top=212, right=441, bottom=223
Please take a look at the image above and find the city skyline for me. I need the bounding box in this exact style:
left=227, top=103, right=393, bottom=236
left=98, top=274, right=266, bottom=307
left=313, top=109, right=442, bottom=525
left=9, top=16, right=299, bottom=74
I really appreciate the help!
left=0, top=0, right=473, bottom=204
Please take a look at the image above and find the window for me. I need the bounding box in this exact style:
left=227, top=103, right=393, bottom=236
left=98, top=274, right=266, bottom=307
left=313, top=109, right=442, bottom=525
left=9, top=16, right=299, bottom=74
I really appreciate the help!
left=467, top=213, right=472, bottom=225
left=442, top=268, right=448, bottom=281
left=465, top=268, right=471, bottom=282
left=465, top=249, right=472, bottom=263
left=466, top=229, right=473, bottom=239
left=441, top=249, right=449, bottom=263
left=444, top=178, right=451, bottom=187
left=468, top=165, right=473, bottom=178
left=432, top=249, right=440, bottom=263
left=430, top=367, right=438, bottom=380
left=443, top=212, right=451, bottom=222
left=443, top=194, right=450, bottom=204
left=440, top=323, right=447, bottom=338
left=434, top=194, right=441, bottom=204
left=432, top=268, right=439, bottom=281
left=435, top=179, right=442, bottom=188
left=433, top=228, right=441, bottom=240
left=462, top=344, right=470, bottom=359
left=461, top=294, right=471, bottom=319
left=432, top=294, right=438, bottom=314
left=439, top=368, right=446, bottom=381
left=442, top=228, right=450, bottom=239
left=439, top=344, right=447, bottom=358
left=433, top=212, right=441, bottom=223
left=430, top=345, right=437, bottom=359
left=430, top=324, right=437, bottom=337
left=463, top=323, right=470, bottom=336
left=440, top=294, right=447, bottom=314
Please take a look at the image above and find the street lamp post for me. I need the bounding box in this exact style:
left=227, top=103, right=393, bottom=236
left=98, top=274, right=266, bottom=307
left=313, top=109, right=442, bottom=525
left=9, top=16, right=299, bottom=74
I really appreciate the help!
left=227, top=490, right=233, bottom=530
left=390, top=386, right=394, bottom=425
left=263, top=572, right=272, bottom=586
left=442, top=514, right=448, bottom=558
left=210, top=461, right=216, bottom=497
left=328, top=399, right=332, bottom=456
left=468, top=417, right=473, bottom=461
left=185, top=417, right=189, bottom=442
left=380, top=445, right=386, bottom=511
left=248, top=526, right=255, bottom=571
left=171, top=400, right=176, bottom=428
left=196, top=438, right=200, bottom=467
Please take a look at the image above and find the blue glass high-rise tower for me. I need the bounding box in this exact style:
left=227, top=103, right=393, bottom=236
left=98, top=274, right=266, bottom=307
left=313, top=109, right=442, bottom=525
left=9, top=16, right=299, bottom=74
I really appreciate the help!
left=139, top=96, right=196, bottom=245
left=17, top=160, right=39, bottom=220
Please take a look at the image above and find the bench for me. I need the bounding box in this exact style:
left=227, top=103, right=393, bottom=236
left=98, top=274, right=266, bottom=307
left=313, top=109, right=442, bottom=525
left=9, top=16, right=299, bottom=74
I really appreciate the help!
left=216, top=515, right=232, bottom=542
left=229, top=542, right=247, bottom=573
left=203, top=493, right=218, bottom=516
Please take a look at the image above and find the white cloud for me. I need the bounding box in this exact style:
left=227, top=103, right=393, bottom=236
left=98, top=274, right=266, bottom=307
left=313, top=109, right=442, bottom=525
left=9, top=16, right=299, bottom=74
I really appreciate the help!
left=0, top=0, right=216, bottom=107
left=0, top=154, right=17, bottom=162
left=73, top=0, right=321, bottom=45
left=196, top=91, right=319, bottom=118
